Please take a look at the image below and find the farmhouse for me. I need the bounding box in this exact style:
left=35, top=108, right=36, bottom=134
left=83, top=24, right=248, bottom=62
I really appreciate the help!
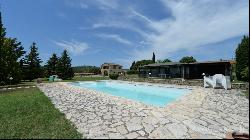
left=101, top=63, right=124, bottom=76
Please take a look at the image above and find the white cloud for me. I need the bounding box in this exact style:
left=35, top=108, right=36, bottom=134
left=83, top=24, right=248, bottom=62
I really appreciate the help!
left=65, top=0, right=88, bottom=9
left=92, top=23, right=107, bottom=28
left=54, top=40, right=89, bottom=55
left=74, top=0, right=249, bottom=67
left=131, top=0, right=249, bottom=61
left=97, top=33, right=132, bottom=46
left=79, top=2, right=88, bottom=9
left=95, top=0, right=119, bottom=10
left=130, top=9, right=153, bottom=23
left=91, top=22, right=148, bottom=37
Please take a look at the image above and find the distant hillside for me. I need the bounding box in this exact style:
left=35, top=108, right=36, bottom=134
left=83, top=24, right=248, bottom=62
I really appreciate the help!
left=73, top=66, right=101, bottom=74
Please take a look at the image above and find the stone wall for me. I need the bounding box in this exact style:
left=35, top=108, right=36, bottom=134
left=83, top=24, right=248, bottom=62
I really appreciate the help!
left=123, top=78, right=249, bottom=90
left=232, top=83, right=249, bottom=90
left=124, top=78, right=203, bottom=87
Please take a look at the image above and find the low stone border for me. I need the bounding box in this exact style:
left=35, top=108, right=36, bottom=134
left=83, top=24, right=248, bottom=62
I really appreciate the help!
left=123, top=78, right=249, bottom=90
left=0, top=85, right=36, bottom=92
left=232, top=83, right=249, bottom=90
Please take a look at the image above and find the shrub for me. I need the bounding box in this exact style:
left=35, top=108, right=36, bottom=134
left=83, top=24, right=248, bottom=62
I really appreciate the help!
left=109, top=74, right=119, bottom=80
left=179, top=56, right=197, bottom=63
left=36, top=78, right=43, bottom=83
left=240, top=67, right=249, bottom=82
left=126, top=70, right=139, bottom=75
left=0, top=81, right=5, bottom=86
left=130, top=60, right=154, bottom=71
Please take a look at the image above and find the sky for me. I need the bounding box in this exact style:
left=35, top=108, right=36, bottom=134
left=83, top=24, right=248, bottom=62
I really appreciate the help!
left=0, top=0, right=249, bottom=68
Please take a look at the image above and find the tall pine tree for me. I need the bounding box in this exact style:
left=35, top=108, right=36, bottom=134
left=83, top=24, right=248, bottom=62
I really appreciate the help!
left=0, top=11, right=5, bottom=85
left=0, top=12, right=25, bottom=85
left=45, top=53, right=58, bottom=77
left=23, top=42, right=42, bottom=81
left=57, top=50, right=74, bottom=80
left=236, top=35, right=249, bottom=81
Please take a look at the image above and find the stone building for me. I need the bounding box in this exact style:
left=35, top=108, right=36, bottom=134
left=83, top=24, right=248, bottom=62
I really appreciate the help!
left=101, top=63, right=123, bottom=76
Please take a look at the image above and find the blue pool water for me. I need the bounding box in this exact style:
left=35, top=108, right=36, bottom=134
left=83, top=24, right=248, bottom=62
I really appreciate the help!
left=71, top=80, right=190, bottom=107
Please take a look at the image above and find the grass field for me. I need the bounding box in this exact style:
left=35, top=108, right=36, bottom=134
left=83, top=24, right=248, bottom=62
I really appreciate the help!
left=0, top=87, right=82, bottom=139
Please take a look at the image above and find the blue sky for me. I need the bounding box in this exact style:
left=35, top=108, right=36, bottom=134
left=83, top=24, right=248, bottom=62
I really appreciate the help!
left=0, top=0, right=249, bottom=68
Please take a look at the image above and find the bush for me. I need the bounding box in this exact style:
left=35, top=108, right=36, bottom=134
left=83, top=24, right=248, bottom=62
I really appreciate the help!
left=35, top=78, right=43, bottom=83
left=179, top=56, right=197, bottom=63
left=241, top=67, right=249, bottom=82
left=126, top=70, right=139, bottom=75
left=109, top=74, right=119, bottom=80
left=0, top=81, right=5, bottom=86
left=130, top=60, right=154, bottom=71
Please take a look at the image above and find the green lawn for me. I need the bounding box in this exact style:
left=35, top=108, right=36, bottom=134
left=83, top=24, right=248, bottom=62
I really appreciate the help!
left=0, top=87, right=82, bottom=139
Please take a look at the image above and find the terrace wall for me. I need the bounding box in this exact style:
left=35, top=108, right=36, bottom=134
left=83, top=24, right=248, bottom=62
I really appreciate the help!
left=123, top=78, right=249, bottom=90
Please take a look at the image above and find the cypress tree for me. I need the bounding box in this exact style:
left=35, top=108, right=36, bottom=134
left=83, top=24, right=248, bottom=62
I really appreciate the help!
left=152, top=52, right=156, bottom=63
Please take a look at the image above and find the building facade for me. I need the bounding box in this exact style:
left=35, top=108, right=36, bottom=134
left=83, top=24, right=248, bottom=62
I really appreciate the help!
left=139, top=61, right=234, bottom=79
left=101, top=63, right=123, bottom=76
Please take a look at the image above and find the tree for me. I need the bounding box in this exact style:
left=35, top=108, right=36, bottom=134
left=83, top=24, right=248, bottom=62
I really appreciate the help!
left=157, top=59, right=172, bottom=63
left=57, top=50, right=74, bottom=80
left=1, top=38, right=25, bottom=84
left=0, top=12, right=25, bottom=85
left=0, top=11, right=6, bottom=85
left=45, top=53, right=59, bottom=77
left=241, top=67, right=249, bottom=82
left=133, top=60, right=154, bottom=71
left=235, top=35, right=249, bottom=81
left=73, top=66, right=101, bottom=74
left=23, top=42, right=42, bottom=81
left=152, top=52, right=156, bottom=63
left=0, top=11, right=5, bottom=47
left=179, top=56, right=197, bottom=63
left=130, top=61, right=136, bottom=70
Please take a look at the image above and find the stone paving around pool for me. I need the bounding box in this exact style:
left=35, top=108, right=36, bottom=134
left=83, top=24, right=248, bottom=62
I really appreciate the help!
left=37, top=82, right=249, bottom=139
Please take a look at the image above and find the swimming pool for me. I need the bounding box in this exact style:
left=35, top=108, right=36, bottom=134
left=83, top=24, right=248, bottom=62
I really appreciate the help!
left=71, top=80, right=190, bottom=107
